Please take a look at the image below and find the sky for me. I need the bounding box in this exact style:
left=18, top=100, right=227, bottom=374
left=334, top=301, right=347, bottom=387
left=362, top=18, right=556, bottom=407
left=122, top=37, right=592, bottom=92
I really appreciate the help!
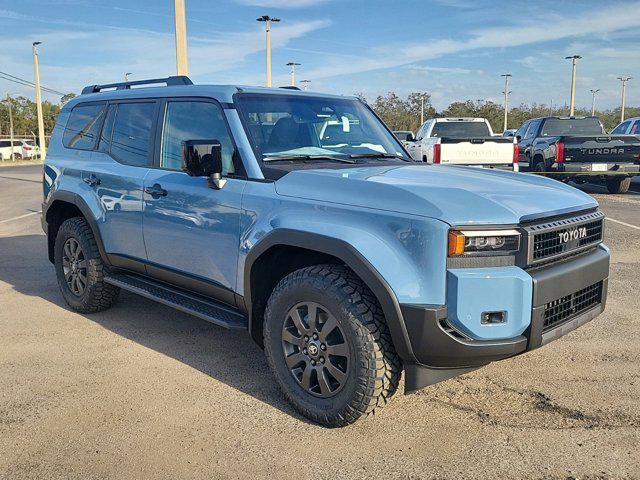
left=0, top=0, right=638, bottom=110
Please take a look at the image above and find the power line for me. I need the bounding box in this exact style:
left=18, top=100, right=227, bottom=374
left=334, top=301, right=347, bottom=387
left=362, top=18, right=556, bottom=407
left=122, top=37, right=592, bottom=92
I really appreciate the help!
left=0, top=71, right=68, bottom=96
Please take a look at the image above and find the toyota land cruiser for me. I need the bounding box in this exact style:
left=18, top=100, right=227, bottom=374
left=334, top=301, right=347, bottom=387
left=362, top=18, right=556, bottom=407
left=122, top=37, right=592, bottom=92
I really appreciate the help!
left=42, top=76, right=610, bottom=427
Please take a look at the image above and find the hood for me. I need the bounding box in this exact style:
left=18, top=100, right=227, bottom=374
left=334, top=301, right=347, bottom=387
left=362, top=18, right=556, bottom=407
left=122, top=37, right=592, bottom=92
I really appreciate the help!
left=274, top=164, right=598, bottom=226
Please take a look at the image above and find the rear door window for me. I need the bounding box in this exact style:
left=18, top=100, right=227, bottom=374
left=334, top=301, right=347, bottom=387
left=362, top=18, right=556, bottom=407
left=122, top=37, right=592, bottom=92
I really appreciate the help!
left=611, top=121, right=631, bottom=134
left=63, top=103, right=106, bottom=150
left=110, top=102, right=156, bottom=167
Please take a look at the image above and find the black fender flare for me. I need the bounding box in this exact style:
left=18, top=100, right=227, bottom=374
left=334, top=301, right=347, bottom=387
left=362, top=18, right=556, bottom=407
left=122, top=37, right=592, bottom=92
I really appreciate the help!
left=43, top=190, right=110, bottom=266
left=243, top=229, right=417, bottom=363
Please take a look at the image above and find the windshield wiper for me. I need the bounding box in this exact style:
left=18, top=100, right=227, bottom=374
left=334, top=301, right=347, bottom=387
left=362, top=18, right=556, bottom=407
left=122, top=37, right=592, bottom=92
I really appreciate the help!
left=263, top=155, right=356, bottom=164
left=347, top=153, right=410, bottom=161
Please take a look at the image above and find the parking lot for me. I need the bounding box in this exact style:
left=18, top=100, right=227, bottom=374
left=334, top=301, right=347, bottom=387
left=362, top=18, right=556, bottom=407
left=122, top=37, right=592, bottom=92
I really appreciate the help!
left=1, top=164, right=639, bottom=479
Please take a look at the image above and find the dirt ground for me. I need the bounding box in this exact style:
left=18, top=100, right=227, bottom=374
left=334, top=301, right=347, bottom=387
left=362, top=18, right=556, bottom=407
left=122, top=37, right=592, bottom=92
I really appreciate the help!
left=1, top=165, right=639, bottom=479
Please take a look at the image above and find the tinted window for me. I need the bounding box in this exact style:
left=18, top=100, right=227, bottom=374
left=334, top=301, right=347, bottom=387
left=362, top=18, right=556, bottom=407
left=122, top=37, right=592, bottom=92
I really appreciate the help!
left=98, top=104, right=117, bottom=153
left=541, top=118, right=604, bottom=136
left=0, top=141, right=11, bottom=148
left=611, top=121, right=631, bottom=134
left=110, top=102, right=155, bottom=166
left=431, top=121, right=490, bottom=137
left=161, top=101, right=236, bottom=174
left=63, top=104, right=106, bottom=150
left=631, top=120, right=640, bottom=135
left=514, top=122, right=529, bottom=139
left=524, top=120, right=541, bottom=139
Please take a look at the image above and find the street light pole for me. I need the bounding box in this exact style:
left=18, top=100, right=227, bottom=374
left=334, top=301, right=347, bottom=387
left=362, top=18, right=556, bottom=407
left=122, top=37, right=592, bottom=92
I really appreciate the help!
left=5, top=95, right=15, bottom=161
left=565, top=55, right=581, bottom=116
left=501, top=73, right=512, bottom=132
left=617, top=77, right=632, bottom=122
left=589, top=89, right=600, bottom=116
left=257, top=15, right=281, bottom=87
left=174, top=0, right=189, bottom=75
left=286, top=62, right=301, bottom=87
left=32, top=42, right=46, bottom=161
left=300, top=79, right=310, bottom=91
left=124, top=72, right=132, bottom=81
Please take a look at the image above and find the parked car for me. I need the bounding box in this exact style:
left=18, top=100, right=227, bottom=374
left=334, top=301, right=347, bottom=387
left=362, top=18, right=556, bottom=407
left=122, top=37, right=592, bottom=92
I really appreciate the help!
left=610, top=117, right=640, bottom=135
left=42, top=76, right=610, bottom=427
left=0, top=139, right=22, bottom=160
left=514, top=116, right=640, bottom=193
left=18, top=140, right=39, bottom=159
left=405, top=117, right=518, bottom=171
left=393, top=130, right=415, bottom=141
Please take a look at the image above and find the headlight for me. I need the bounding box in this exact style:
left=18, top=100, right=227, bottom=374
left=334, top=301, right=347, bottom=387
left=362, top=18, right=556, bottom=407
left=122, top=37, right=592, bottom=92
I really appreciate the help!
left=448, top=229, right=520, bottom=256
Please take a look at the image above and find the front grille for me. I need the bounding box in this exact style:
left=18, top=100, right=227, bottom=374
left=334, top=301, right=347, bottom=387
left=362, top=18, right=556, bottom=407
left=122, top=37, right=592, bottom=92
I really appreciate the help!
left=526, top=211, right=604, bottom=265
left=543, top=281, right=603, bottom=331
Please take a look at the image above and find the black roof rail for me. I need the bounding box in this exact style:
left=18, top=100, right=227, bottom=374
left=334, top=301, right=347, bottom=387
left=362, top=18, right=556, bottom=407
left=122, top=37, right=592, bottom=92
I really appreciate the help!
left=81, top=75, right=193, bottom=95
left=279, top=86, right=301, bottom=90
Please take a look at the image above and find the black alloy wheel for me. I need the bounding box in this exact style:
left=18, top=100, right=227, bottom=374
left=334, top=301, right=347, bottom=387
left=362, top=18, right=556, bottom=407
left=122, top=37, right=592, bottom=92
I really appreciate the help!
left=62, top=237, right=87, bottom=296
left=281, top=301, right=349, bottom=398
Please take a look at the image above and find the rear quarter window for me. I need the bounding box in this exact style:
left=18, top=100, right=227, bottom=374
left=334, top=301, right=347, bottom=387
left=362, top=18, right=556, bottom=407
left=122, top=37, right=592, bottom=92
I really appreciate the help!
left=63, top=103, right=106, bottom=150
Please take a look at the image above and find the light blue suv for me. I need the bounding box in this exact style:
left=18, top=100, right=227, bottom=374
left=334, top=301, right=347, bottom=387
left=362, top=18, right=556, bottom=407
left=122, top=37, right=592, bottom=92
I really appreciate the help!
left=42, top=76, right=610, bottom=427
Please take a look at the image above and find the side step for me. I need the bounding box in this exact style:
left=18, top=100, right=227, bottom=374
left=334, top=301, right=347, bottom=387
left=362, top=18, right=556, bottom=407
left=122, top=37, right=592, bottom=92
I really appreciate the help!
left=104, top=273, right=247, bottom=330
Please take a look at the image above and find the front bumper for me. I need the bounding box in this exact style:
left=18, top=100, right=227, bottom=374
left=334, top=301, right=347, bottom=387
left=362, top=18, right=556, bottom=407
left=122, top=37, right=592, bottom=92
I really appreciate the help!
left=402, top=245, right=610, bottom=392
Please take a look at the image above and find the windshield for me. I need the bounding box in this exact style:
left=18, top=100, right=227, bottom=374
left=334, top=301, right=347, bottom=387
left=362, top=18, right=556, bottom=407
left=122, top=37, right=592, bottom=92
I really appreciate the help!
left=235, top=94, right=409, bottom=162
left=431, top=121, right=491, bottom=137
left=541, top=118, right=604, bottom=136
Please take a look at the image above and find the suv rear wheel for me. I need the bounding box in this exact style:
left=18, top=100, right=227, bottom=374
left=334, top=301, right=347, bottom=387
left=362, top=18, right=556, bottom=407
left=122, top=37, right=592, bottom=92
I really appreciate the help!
left=605, top=176, right=631, bottom=194
left=264, top=264, right=401, bottom=427
left=54, top=217, right=120, bottom=313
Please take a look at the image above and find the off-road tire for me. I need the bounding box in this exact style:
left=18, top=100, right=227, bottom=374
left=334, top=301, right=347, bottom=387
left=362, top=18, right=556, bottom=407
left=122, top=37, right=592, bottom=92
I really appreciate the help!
left=264, top=264, right=401, bottom=427
left=54, top=217, right=120, bottom=313
left=606, top=176, right=631, bottom=194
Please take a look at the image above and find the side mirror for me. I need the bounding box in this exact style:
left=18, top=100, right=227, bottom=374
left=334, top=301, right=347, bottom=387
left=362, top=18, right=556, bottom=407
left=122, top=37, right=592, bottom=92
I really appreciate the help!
left=407, top=132, right=415, bottom=142
left=182, top=139, right=226, bottom=189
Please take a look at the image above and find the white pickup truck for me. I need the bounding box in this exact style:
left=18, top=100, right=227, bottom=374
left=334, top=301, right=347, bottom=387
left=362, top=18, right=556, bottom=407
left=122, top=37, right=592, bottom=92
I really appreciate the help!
left=405, top=118, right=519, bottom=171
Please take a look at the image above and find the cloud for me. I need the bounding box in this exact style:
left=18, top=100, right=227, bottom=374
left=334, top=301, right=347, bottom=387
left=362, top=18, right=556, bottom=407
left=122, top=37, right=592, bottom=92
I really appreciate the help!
left=234, top=0, right=331, bottom=7
left=0, top=15, right=331, bottom=99
left=302, top=1, right=640, bottom=81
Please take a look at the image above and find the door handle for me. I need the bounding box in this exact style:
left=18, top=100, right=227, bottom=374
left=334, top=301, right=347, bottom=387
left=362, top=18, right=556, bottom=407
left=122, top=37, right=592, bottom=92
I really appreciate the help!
left=83, top=174, right=101, bottom=187
left=144, top=183, right=168, bottom=198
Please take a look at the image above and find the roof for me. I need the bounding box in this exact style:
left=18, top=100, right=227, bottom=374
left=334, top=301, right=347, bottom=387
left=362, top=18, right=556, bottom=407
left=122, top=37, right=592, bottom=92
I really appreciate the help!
left=66, top=76, right=356, bottom=109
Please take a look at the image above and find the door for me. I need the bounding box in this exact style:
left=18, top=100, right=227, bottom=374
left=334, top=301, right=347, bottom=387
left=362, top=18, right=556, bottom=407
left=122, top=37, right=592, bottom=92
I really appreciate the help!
left=518, top=119, right=540, bottom=167
left=142, top=99, right=245, bottom=305
left=87, top=101, right=158, bottom=267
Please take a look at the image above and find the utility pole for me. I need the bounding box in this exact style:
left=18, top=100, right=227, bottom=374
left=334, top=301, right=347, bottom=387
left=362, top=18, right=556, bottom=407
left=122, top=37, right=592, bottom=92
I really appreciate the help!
left=32, top=41, right=46, bottom=161
left=5, top=95, right=15, bottom=161
left=257, top=15, right=281, bottom=87
left=300, top=79, right=310, bottom=91
left=617, top=77, right=632, bottom=122
left=174, top=0, right=189, bottom=75
left=286, top=62, right=301, bottom=87
left=589, top=89, right=600, bottom=116
left=565, top=55, right=581, bottom=116
left=420, top=95, right=425, bottom=125
left=501, top=73, right=512, bottom=132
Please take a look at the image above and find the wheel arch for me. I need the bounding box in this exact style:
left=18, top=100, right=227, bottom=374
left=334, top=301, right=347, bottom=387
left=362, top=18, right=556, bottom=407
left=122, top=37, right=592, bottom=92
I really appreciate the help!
left=243, top=229, right=416, bottom=363
left=44, top=191, right=109, bottom=266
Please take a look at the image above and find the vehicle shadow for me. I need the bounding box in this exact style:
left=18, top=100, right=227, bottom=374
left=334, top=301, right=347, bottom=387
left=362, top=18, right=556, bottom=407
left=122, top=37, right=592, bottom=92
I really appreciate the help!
left=0, top=234, right=311, bottom=424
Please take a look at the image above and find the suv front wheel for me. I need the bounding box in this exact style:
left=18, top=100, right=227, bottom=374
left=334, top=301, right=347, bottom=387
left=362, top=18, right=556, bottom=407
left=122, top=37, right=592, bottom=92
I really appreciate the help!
left=54, top=217, right=120, bottom=313
left=264, top=264, right=401, bottom=427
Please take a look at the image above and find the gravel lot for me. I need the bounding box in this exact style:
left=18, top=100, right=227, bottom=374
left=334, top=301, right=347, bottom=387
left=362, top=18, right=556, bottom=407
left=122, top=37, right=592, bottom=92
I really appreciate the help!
left=1, top=165, right=639, bottom=480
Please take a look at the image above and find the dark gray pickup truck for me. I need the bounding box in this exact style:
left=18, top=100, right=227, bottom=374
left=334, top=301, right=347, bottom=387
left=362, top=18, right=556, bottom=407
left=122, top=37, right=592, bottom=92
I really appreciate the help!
left=515, top=116, right=640, bottom=193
